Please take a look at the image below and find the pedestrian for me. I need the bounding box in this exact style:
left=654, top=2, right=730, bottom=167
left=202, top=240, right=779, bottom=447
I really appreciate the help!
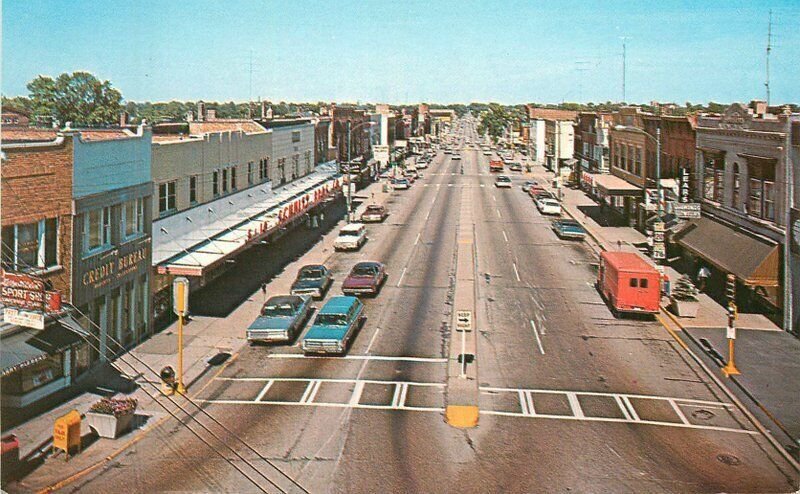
left=697, top=265, right=711, bottom=291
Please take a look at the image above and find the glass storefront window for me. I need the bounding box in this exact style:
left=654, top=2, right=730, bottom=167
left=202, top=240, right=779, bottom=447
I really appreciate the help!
left=2, top=354, right=64, bottom=395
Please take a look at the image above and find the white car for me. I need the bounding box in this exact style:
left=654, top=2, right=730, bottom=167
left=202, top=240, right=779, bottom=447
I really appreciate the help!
left=536, top=198, right=562, bottom=216
left=392, top=178, right=410, bottom=190
left=334, top=223, right=367, bottom=251
left=494, top=175, right=512, bottom=188
left=452, top=154, right=462, bottom=160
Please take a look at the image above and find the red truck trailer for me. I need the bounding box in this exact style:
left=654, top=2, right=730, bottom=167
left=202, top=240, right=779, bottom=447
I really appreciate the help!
left=489, top=159, right=504, bottom=172
left=597, top=251, right=660, bottom=316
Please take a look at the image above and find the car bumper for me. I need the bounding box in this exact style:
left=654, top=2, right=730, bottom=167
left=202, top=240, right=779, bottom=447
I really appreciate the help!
left=342, top=286, right=377, bottom=295
left=302, top=340, right=344, bottom=354
left=247, top=330, right=290, bottom=342
left=334, top=243, right=360, bottom=250
left=360, top=215, right=384, bottom=222
left=291, top=288, right=323, bottom=298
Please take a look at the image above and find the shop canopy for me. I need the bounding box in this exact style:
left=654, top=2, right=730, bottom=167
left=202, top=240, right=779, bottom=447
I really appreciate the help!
left=594, top=174, right=642, bottom=197
left=673, top=216, right=780, bottom=287
left=0, top=321, right=84, bottom=377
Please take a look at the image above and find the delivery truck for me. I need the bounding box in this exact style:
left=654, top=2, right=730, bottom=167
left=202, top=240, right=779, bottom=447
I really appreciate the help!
left=489, top=159, right=504, bottom=173
left=597, top=251, right=660, bottom=316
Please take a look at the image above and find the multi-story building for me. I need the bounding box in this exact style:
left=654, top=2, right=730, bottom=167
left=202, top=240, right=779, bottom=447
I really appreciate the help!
left=575, top=112, right=613, bottom=195
left=673, top=101, right=799, bottom=329
left=332, top=105, right=371, bottom=164
left=525, top=107, right=577, bottom=172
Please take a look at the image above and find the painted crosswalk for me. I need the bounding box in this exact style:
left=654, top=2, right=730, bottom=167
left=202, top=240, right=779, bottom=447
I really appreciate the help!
left=198, top=376, right=756, bottom=435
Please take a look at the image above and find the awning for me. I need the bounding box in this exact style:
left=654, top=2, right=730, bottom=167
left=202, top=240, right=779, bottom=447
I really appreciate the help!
left=1, top=331, right=49, bottom=377
left=27, top=320, right=85, bottom=354
left=594, top=174, right=642, bottom=197
left=673, top=216, right=780, bottom=287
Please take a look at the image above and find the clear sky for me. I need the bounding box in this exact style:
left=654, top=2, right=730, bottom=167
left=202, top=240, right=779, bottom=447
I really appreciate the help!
left=3, top=0, right=798, bottom=105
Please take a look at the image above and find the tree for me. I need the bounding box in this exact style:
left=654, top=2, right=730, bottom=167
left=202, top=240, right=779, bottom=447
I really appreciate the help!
left=26, top=72, right=123, bottom=126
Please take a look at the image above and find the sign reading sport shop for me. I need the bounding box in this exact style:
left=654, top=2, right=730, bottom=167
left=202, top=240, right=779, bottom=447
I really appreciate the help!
left=72, top=236, right=151, bottom=307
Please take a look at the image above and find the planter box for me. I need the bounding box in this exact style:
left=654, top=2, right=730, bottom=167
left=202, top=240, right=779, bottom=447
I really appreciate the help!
left=85, top=412, right=135, bottom=439
left=670, top=299, right=700, bottom=318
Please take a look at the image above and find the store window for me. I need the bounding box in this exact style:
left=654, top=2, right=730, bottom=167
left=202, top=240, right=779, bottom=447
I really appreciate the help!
left=213, top=170, right=220, bottom=197
left=222, top=168, right=228, bottom=193
left=259, top=158, right=268, bottom=181
left=123, top=198, right=144, bottom=239
left=731, top=163, right=740, bottom=209
left=703, top=156, right=724, bottom=203
left=1, top=218, right=59, bottom=271
left=231, top=167, right=237, bottom=190
left=158, top=181, right=176, bottom=216
left=2, top=354, right=64, bottom=395
left=84, top=207, right=111, bottom=255
left=247, top=162, right=254, bottom=185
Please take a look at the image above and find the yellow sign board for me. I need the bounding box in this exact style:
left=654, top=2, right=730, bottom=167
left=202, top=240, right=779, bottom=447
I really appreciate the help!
left=53, top=410, right=81, bottom=460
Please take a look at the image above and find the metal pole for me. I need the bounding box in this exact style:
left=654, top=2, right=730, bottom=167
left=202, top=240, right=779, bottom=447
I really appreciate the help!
left=177, top=313, right=186, bottom=394
left=656, top=127, right=662, bottom=220
left=346, top=120, right=352, bottom=223
left=783, top=143, right=793, bottom=331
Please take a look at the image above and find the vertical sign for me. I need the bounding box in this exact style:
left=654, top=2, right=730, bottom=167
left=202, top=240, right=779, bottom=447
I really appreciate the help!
left=680, top=167, right=691, bottom=203
left=172, top=277, right=189, bottom=317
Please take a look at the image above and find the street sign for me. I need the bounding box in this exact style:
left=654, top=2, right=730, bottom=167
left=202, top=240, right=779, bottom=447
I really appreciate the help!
left=456, top=310, right=473, bottom=332
left=726, top=325, right=736, bottom=340
left=652, top=244, right=666, bottom=260
left=1, top=271, right=62, bottom=313
left=674, top=203, right=701, bottom=219
left=172, top=277, right=190, bottom=317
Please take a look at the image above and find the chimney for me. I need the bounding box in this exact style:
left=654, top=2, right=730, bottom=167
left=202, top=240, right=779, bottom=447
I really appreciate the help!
left=197, top=101, right=206, bottom=122
left=119, top=111, right=128, bottom=127
left=751, top=100, right=767, bottom=116
left=207, top=109, right=217, bottom=121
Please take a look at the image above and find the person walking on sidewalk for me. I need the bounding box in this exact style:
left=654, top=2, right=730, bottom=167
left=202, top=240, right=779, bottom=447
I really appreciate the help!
left=697, top=264, right=711, bottom=291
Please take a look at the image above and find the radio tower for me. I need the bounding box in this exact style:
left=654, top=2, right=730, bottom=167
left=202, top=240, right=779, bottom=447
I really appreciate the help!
left=765, top=10, right=773, bottom=106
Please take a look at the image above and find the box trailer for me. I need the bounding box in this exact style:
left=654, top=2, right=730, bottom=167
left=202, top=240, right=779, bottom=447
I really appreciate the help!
left=597, top=251, right=660, bottom=316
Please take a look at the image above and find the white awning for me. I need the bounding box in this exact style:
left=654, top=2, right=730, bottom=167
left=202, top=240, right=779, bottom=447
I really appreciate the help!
left=154, top=163, right=342, bottom=277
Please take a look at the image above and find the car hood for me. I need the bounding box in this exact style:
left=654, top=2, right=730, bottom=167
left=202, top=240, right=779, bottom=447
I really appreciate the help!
left=292, top=278, right=324, bottom=290
left=248, top=316, right=294, bottom=331
left=305, top=324, right=348, bottom=340
left=343, top=275, right=375, bottom=288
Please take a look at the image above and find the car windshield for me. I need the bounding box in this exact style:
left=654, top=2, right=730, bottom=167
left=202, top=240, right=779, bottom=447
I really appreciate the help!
left=300, top=268, right=323, bottom=280
left=262, top=303, right=296, bottom=317
left=367, top=206, right=382, bottom=212
left=498, top=177, right=511, bottom=182
left=316, top=314, right=347, bottom=326
left=352, top=265, right=376, bottom=276
left=340, top=229, right=361, bottom=237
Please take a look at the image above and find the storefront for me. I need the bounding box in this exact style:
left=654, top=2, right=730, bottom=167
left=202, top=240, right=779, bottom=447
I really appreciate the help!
left=594, top=173, right=642, bottom=227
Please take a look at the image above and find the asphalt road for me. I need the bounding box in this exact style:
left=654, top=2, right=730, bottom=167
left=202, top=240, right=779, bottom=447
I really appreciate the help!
left=63, top=119, right=799, bottom=493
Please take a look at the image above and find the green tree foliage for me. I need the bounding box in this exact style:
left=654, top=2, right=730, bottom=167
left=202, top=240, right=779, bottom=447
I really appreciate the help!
left=26, top=72, right=123, bottom=126
left=477, top=103, right=513, bottom=143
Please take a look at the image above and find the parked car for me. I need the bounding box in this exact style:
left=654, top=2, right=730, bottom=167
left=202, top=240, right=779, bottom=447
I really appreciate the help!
left=290, top=264, right=333, bottom=299
left=533, top=190, right=556, bottom=201
left=494, top=175, right=513, bottom=188
left=360, top=204, right=388, bottom=223
left=551, top=219, right=587, bottom=240
left=521, top=180, right=537, bottom=193
left=508, top=162, right=523, bottom=172
left=334, top=223, right=367, bottom=251
left=247, top=295, right=312, bottom=344
left=302, top=296, right=365, bottom=355
left=392, top=178, right=410, bottom=190
left=342, top=261, right=387, bottom=296
left=597, top=252, right=660, bottom=316
left=528, top=184, right=547, bottom=198
left=452, top=154, right=462, bottom=160
left=536, top=197, right=562, bottom=215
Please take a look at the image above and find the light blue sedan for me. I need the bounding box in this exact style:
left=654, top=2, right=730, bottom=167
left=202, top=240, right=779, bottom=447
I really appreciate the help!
left=247, top=295, right=312, bottom=344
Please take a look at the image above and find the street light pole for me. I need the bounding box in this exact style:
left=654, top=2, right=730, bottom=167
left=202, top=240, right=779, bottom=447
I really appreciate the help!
left=346, top=120, right=352, bottom=223
left=656, top=127, right=662, bottom=220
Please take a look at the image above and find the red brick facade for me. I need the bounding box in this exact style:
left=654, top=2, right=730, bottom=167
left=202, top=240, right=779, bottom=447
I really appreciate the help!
left=1, top=134, right=75, bottom=301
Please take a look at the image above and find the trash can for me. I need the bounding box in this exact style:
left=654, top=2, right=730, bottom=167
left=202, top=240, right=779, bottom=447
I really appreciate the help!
left=1, top=434, right=20, bottom=480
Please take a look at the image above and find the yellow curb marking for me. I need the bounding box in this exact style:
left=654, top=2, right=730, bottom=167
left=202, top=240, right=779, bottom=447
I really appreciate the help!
left=445, top=405, right=479, bottom=429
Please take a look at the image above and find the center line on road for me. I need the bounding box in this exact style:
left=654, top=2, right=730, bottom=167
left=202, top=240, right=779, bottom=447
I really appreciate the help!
left=414, top=232, right=421, bottom=245
left=530, top=319, right=546, bottom=355
left=365, top=326, right=381, bottom=353
left=496, top=209, right=501, bottom=218
left=502, top=230, right=509, bottom=243
left=493, top=195, right=497, bottom=202
left=397, top=267, right=407, bottom=287
left=513, top=262, right=521, bottom=282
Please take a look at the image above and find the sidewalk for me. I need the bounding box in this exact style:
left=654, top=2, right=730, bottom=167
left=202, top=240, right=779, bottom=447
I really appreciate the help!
left=527, top=159, right=800, bottom=458
left=3, top=178, right=394, bottom=492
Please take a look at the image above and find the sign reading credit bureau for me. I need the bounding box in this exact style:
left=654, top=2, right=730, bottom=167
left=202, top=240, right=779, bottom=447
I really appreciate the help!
left=73, top=236, right=151, bottom=306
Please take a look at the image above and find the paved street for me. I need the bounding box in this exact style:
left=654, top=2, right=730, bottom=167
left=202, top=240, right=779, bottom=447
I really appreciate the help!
left=47, top=121, right=798, bottom=494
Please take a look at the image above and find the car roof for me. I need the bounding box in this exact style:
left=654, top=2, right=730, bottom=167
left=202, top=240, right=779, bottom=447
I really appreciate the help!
left=353, top=261, right=382, bottom=269
left=341, top=223, right=365, bottom=232
left=319, top=296, right=360, bottom=314
left=265, top=295, right=304, bottom=306
left=300, top=264, right=325, bottom=271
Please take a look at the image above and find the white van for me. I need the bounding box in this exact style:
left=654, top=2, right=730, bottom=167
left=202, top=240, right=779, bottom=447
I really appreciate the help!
left=334, top=223, right=367, bottom=251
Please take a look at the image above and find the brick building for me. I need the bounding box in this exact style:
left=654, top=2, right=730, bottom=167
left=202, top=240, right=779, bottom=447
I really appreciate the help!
left=332, top=105, right=371, bottom=164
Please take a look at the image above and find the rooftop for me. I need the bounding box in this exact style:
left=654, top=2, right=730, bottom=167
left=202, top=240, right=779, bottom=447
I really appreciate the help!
left=188, top=120, right=267, bottom=135
left=526, top=106, right=578, bottom=122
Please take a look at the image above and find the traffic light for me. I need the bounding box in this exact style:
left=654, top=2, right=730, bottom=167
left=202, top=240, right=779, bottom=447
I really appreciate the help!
left=726, top=274, right=736, bottom=304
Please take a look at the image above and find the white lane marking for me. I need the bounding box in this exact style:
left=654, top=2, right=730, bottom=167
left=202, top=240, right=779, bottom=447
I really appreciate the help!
left=480, top=184, right=485, bottom=187
left=265, top=354, right=448, bottom=363
left=518, top=390, right=530, bottom=416
left=448, top=184, right=453, bottom=187
left=300, top=379, right=322, bottom=404
left=513, top=262, right=521, bottom=282
left=502, top=230, right=509, bottom=243
left=525, top=391, right=536, bottom=416
left=567, top=392, right=585, bottom=418
left=669, top=399, right=690, bottom=425
left=615, top=395, right=633, bottom=421
left=493, top=195, right=497, bottom=202
left=529, top=320, right=546, bottom=355
left=496, top=209, right=501, bottom=218
left=621, top=396, right=641, bottom=421
left=365, top=326, right=381, bottom=353
left=397, top=267, right=407, bottom=287
left=255, top=380, right=274, bottom=402
left=349, top=381, right=365, bottom=406
left=414, top=232, right=421, bottom=245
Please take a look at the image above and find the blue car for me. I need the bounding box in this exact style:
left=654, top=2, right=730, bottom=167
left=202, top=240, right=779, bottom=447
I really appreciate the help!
left=552, top=219, right=587, bottom=240
left=302, top=296, right=365, bottom=355
left=247, top=295, right=312, bottom=344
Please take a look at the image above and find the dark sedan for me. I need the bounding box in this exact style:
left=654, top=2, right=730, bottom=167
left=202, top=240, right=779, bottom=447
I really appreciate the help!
left=290, top=264, right=333, bottom=299
left=342, top=261, right=387, bottom=297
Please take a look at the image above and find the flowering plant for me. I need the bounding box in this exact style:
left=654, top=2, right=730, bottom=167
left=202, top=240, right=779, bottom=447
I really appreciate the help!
left=89, top=397, right=138, bottom=417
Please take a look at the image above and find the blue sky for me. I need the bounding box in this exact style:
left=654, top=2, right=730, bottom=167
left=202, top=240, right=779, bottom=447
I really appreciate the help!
left=3, top=0, right=798, bottom=105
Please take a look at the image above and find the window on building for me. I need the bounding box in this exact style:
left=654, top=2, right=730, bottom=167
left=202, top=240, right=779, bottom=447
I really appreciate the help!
left=231, top=167, right=237, bottom=190
left=123, top=198, right=144, bottom=239
left=248, top=162, right=254, bottom=185
left=213, top=170, right=220, bottom=197
left=292, top=130, right=301, bottom=143
left=259, top=158, right=268, bottom=181
left=634, top=147, right=642, bottom=176
left=2, top=353, right=64, bottom=395
left=84, top=207, right=111, bottom=254
left=158, top=181, right=176, bottom=216
left=1, top=219, right=59, bottom=271
left=748, top=159, right=776, bottom=222
left=222, top=168, right=228, bottom=193
left=189, top=176, right=198, bottom=204
left=731, top=163, right=740, bottom=209
left=703, top=156, right=724, bottom=203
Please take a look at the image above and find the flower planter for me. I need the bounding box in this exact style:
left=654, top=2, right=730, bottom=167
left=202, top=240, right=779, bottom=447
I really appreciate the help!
left=670, top=298, right=700, bottom=318
left=85, top=412, right=135, bottom=439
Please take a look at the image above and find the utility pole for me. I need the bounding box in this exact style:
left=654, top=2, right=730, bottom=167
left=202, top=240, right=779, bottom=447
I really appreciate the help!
left=620, top=37, right=629, bottom=103
left=346, top=120, right=352, bottom=223
left=765, top=9, right=773, bottom=106
left=656, top=127, right=662, bottom=221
